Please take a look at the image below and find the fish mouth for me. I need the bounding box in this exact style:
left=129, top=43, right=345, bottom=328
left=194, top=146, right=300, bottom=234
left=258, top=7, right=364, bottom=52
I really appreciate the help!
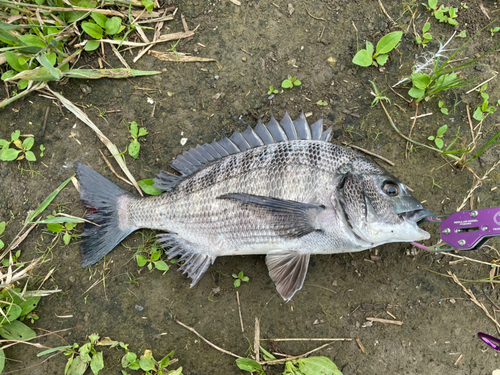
left=399, top=208, right=434, bottom=223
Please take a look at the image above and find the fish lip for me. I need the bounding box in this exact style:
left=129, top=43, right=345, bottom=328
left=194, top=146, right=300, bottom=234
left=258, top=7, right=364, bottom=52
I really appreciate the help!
left=400, top=208, right=434, bottom=223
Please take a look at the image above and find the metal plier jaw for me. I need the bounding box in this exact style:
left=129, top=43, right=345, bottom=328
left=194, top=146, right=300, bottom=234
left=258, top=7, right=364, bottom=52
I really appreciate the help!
left=412, top=207, right=500, bottom=252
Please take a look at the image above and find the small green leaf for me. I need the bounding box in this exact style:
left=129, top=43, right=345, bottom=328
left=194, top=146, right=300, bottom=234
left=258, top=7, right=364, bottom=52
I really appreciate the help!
left=128, top=140, right=140, bottom=159
left=22, top=137, right=34, bottom=150
left=428, top=0, right=438, bottom=8
left=422, top=22, right=431, bottom=33
left=85, top=40, right=100, bottom=51
left=435, top=138, right=444, bottom=149
left=294, top=356, right=342, bottom=375
left=412, top=73, right=431, bottom=90
left=137, top=255, right=148, bottom=267
left=141, top=0, right=154, bottom=13
left=428, top=135, right=435, bottom=141
left=47, top=223, right=64, bottom=233
left=1, top=70, right=17, bottom=81
left=25, top=151, right=36, bottom=161
left=282, top=79, right=293, bottom=88
left=90, top=351, right=104, bottom=375
left=473, top=107, right=484, bottom=121
left=458, top=30, right=466, bottom=38
left=235, top=358, right=263, bottom=372
left=0, top=320, right=36, bottom=340
left=448, top=18, right=459, bottom=26
left=130, top=121, right=139, bottom=137
left=241, top=276, right=249, bottom=282
left=82, top=22, right=103, bottom=39
left=154, top=261, right=169, bottom=271
left=138, top=179, right=163, bottom=196
left=63, top=232, right=71, bottom=245
left=5, top=51, right=28, bottom=72
left=18, top=34, right=46, bottom=48
left=105, top=17, right=122, bottom=35
left=375, top=54, right=388, bottom=66
left=38, top=54, right=62, bottom=80
left=138, top=128, right=148, bottom=137
left=437, top=125, right=448, bottom=137
left=1, top=148, right=21, bottom=161
left=139, top=355, right=156, bottom=371
left=18, top=79, right=29, bottom=90
left=366, top=41, right=374, bottom=56
left=91, top=12, right=108, bottom=28
left=440, top=108, right=449, bottom=115
left=352, top=49, right=372, bottom=67
left=11, top=131, right=20, bottom=141
left=234, top=279, right=241, bottom=287
left=150, top=250, right=161, bottom=261
left=0, top=240, right=3, bottom=250
left=375, top=31, right=402, bottom=55
left=408, top=86, right=425, bottom=99
left=423, top=33, right=432, bottom=40
left=0, top=304, right=22, bottom=324
left=0, top=350, right=4, bottom=374
left=0, top=222, right=5, bottom=235
left=147, top=262, right=153, bottom=271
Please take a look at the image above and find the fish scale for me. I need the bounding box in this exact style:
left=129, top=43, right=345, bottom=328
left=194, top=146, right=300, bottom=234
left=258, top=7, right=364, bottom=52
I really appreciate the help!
left=76, top=112, right=432, bottom=301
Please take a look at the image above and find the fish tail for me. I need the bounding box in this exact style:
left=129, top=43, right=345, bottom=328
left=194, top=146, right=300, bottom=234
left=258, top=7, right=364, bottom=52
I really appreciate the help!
left=76, top=162, right=136, bottom=267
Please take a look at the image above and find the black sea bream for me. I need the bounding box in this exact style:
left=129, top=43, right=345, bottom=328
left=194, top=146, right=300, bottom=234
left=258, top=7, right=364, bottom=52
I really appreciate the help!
left=77, top=112, right=432, bottom=301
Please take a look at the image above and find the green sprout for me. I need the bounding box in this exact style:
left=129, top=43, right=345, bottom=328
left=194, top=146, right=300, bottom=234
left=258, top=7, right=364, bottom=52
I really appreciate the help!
left=267, top=86, right=278, bottom=95
left=473, top=83, right=497, bottom=121
left=491, top=27, right=500, bottom=37
left=369, top=81, right=391, bottom=107
left=352, top=31, right=402, bottom=67
left=0, top=131, right=37, bottom=162
left=281, top=76, right=301, bottom=89
left=128, top=121, right=148, bottom=159
left=423, top=0, right=459, bottom=26
left=416, top=22, right=432, bottom=47
left=428, top=125, right=448, bottom=149
left=232, top=271, right=249, bottom=287
left=316, top=100, right=328, bottom=106
left=438, top=100, right=449, bottom=115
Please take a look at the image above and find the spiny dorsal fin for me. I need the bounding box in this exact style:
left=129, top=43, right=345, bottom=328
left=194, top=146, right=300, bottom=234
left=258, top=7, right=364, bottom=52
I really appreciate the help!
left=154, top=112, right=330, bottom=191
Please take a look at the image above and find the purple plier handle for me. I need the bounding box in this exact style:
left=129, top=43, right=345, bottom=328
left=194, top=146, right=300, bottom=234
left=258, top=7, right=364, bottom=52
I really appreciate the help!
left=439, top=207, right=500, bottom=250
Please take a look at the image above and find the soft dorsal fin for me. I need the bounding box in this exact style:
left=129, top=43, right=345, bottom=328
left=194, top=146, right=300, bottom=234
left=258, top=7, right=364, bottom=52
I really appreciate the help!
left=154, top=112, right=333, bottom=191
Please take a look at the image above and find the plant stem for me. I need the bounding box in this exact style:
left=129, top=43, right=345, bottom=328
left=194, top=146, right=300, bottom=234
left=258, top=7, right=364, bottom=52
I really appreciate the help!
left=378, top=101, right=460, bottom=161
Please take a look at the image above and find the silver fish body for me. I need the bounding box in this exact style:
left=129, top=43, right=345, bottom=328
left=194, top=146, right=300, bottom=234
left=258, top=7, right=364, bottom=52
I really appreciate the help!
left=77, top=112, right=431, bottom=300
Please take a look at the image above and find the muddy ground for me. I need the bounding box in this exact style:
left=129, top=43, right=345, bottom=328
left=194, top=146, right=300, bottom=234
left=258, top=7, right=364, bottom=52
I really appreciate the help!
left=1, top=0, right=500, bottom=374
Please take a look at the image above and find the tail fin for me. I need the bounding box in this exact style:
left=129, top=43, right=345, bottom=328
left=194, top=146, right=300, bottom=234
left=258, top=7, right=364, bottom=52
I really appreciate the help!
left=76, top=163, right=136, bottom=266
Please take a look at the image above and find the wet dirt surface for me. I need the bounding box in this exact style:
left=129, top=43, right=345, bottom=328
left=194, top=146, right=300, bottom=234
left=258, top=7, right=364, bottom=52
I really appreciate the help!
left=1, top=0, right=500, bottom=374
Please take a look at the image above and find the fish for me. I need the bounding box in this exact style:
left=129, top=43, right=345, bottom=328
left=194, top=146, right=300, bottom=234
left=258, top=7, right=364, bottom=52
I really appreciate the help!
left=76, top=112, right=432, bottom=301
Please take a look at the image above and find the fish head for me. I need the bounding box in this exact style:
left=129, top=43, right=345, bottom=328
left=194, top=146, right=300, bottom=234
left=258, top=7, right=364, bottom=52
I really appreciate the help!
left=336, top=161, right=432, bottom=245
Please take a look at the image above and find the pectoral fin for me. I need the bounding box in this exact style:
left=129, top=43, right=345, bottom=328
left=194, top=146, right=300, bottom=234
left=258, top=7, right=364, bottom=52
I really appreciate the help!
left=217, top=193, right=324, bottom=238
left=266, top=251, right=310, bottom=301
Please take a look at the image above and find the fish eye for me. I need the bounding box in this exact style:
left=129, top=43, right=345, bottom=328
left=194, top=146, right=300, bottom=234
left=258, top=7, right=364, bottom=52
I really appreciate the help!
left=382, top=181, right=399, bottom=197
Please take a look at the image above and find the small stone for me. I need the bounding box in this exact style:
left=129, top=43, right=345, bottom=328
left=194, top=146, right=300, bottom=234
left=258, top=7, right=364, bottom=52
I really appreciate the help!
left=475, top=66, right=482, bottom=71
left=135, top=304, right=144, bottom=312
left=449, top=298, right=456, bottom=304
left=69, top=276, right=76, bottom=283
left=242, top=57, right=247, bottom=62
left=327, top=56, right=337, bottom=68
left=23, top=203, right=30, bottom=211
left=214, top=75, right=220, bottom=80
left=2, top=171, right=8, bottom=177
left=80, top=84, right=92, bottom=95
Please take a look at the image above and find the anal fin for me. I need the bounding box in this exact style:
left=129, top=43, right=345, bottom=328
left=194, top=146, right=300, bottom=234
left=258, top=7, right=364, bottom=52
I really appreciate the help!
left=157, top=233, right=216, bottom=286
left=266, top=251, right=310, bottom=301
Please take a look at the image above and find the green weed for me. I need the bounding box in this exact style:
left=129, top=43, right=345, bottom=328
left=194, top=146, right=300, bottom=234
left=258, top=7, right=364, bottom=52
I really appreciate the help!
left=0, top=131, right=37, bottom=162
left=128, top=121, right=148, bottom=159
left=427, top=124, right=447, bottom=149
left=438, top=100, right=448, bottom=115
left=352, top=31, right=402, bottom=67
left=491, top=27, right=500, bottom=37
left=81, top=12, right=125, bottom=51
left=316, top=100, right=328, bottom=106
left=472, top=83, right=497, bottom=121
left=236, top=356, right=342, bottom=375
left=232, top=271, right=249, bottom=287
left=415, top=22, right=432, bottom=47
left=267, top=86, right=278, bottom=95
left=423, top=0, right=459, bottom=26
left=281, top=76, right=301, bottom=89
